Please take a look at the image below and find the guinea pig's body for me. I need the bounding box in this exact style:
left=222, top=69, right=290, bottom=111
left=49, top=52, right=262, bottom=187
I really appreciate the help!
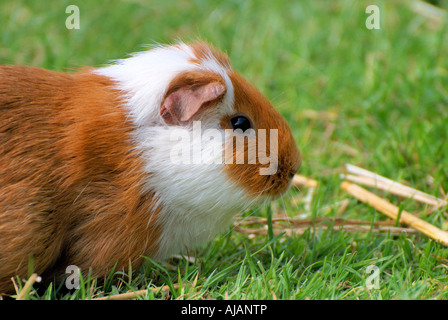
left=0, top=42, right=300, bottom=293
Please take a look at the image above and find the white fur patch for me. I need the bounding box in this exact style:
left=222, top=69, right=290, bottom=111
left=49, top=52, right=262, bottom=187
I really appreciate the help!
left=95, top=43, right=260, bottom=259
left=136, top=125, right=260, bottom=258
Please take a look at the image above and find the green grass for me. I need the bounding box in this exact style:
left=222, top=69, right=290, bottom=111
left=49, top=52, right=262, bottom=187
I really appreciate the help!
left=1, top=0, right=448, bottom=300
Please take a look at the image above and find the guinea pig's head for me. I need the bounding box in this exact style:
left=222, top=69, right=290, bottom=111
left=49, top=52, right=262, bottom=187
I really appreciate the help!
left=96, top=41, right=301, bottom=255
left=157, top=42, right=301, bottom=202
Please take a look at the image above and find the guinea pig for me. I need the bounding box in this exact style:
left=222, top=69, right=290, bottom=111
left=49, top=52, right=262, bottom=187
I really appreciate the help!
left=0, top=41, right=301, bottom=294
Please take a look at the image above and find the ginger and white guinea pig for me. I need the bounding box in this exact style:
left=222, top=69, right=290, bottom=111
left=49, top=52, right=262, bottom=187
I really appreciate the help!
left=0, top=41, right=301, bottom=293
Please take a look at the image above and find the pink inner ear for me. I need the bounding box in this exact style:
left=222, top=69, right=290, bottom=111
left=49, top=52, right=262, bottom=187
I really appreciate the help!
left=161, top=82, right=226, bottom=124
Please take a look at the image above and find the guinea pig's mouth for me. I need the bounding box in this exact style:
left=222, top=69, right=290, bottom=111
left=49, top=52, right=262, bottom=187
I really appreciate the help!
left=261, top=165, right=298, bottom=199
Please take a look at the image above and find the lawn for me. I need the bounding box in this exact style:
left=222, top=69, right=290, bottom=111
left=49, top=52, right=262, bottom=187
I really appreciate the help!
left=1, top=0, right=447, bottom=300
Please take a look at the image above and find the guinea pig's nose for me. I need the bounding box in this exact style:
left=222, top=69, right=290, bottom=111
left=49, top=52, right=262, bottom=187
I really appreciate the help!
left=292, top=149, right=302, bottom=174
left=288, top=169, right=296, bottom=180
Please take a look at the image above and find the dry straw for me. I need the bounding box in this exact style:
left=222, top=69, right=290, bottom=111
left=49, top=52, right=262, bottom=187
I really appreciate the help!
left=15, top=273, right=41, bottom=300
left=92, top=284, right=179, bottom=300
left=239, top=168, right=448, bottom=247
left=341, top=164, right=447, bottom=208
left=341, top=181, right=448, bottom=247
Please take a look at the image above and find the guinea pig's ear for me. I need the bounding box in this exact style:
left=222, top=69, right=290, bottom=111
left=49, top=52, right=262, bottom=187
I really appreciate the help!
left=160, top=71, right=227, bottom=125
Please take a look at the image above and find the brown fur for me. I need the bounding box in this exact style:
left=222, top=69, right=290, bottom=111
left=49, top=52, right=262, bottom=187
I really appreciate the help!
left=0, top=66, right=160, bottom=294
left=189, top=41, right=232, bottom=70
left=222, top=71, right=301, bottom=198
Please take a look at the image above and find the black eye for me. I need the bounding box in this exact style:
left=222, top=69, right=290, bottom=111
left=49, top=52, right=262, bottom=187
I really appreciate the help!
left=230, top=115, right=252, bottom=132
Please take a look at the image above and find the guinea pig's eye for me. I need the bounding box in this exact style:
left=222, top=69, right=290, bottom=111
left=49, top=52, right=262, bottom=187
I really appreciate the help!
left=229, top=115, right=252, bottom=132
